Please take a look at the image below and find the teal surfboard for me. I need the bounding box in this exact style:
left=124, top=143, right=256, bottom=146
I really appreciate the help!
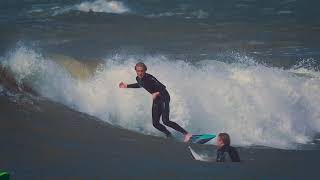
left=190, top=134, right=216, bottom=144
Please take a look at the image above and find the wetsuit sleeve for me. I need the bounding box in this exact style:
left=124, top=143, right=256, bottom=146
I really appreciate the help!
left=127, top=83, right=141, bottom=88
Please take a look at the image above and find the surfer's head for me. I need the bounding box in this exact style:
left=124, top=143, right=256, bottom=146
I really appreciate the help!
left=217, top=133, right=230, bottom=148
left=135, top=62, right=147, bottom=79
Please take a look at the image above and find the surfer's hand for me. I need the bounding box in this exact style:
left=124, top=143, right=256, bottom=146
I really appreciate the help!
left=119, top=82, right=127, bottom=88
left=152, top=92, right=160, bottom=100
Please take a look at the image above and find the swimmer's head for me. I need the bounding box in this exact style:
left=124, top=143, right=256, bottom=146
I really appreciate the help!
left=217, top=133, right=230, bottom=148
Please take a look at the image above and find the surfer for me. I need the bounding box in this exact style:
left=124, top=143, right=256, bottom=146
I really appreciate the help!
left=216, top=133, right=240, bottom=162
left=119, top=62, right=192, bottom=142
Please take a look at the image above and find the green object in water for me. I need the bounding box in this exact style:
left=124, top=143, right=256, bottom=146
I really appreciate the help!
left=0, top=171, right=9, bottom=180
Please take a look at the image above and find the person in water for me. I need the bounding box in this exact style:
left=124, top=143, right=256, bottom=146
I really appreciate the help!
left=119, top=62, right=192, bottom=142
left=216, top=133, right=240, bottom=162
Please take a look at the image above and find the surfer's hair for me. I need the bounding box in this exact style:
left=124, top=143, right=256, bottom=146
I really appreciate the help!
left=218, top=133, right=230, bottom=146
left=135, top=62, right=147, bottom=71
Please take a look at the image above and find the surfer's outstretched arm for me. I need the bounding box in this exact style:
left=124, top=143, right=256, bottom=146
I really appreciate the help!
left=119, top=82, right=141, bottom=88
left=127, top=83, right=141, bottom=88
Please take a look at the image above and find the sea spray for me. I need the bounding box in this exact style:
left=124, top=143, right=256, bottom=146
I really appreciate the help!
left=1, top=46, right=320, bottom=149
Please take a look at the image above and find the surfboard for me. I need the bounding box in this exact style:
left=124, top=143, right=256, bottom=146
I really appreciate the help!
left=190, top=134, right=216, bottom=144
left=188, top=146, right=214, bottom=162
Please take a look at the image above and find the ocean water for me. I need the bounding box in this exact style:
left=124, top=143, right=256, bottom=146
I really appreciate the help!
left=1, top=0, right=320, bottom=150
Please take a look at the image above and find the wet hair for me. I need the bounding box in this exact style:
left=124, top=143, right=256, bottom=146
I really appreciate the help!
left=218, top=133, right=230, bottom=146
left=134, top=62, right=147, bottom=71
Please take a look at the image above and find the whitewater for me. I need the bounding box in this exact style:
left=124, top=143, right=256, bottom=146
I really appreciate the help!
left=1, top=46, right=319, bottom=149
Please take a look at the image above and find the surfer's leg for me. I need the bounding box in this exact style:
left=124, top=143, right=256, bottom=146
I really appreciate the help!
left=152, top=102, right=172, bottom=137
left=161, top=100, right=188, bottom=135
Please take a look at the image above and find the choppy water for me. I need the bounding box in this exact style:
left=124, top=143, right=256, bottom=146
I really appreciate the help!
left=1, top=0, right=319, bottom=65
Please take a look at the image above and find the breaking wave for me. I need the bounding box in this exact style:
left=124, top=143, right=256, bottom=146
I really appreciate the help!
left=1, top=46, right=320, bottom=149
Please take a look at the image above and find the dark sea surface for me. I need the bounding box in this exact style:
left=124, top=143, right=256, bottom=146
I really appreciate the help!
left=1, top=94, right=319, bottom=179
left=0, top=0, right=319, bottom=67
left=0, top=0, right=320, bottom=179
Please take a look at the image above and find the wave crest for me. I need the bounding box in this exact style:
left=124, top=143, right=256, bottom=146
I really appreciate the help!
left=2, top=46, right=320, bottom=149
left=76, top=0, right=129, bottom=14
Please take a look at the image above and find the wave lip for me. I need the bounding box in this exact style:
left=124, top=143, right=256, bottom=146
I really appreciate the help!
left=75, top=0, right=130, bottom=14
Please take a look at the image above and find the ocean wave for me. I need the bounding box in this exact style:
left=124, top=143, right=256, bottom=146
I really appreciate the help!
left=1, top=46, right=320, bottom=149
left=51, top=0, right=130, bottom=16
left=75, top=0, right=129, bottom=14
left=48, top=0, right=208, bottom=19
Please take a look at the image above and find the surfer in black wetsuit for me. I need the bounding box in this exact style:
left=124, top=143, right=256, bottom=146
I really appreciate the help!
left=119, top=62, right=192, bottom=142
left=216, top=133, right=240, bottom=162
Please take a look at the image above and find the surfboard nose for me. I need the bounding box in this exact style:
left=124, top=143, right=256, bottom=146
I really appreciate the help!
left=190, top=134, right=216, bottom=144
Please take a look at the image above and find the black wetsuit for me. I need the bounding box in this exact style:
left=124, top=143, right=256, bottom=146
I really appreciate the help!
left=216, top=145, right=240, bottom=162
left=127, top=73, right=188, bottom=136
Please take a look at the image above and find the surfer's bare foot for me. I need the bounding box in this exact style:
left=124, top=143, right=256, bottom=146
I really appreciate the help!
left=184, top=133, right=192, bottom=142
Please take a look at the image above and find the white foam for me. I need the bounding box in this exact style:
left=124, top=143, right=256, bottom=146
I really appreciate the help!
left=75, top=0, right=129, bottom=14
left=52, top=0, right=129, bottom=16
left=2, top=47, right=320, bottom=149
